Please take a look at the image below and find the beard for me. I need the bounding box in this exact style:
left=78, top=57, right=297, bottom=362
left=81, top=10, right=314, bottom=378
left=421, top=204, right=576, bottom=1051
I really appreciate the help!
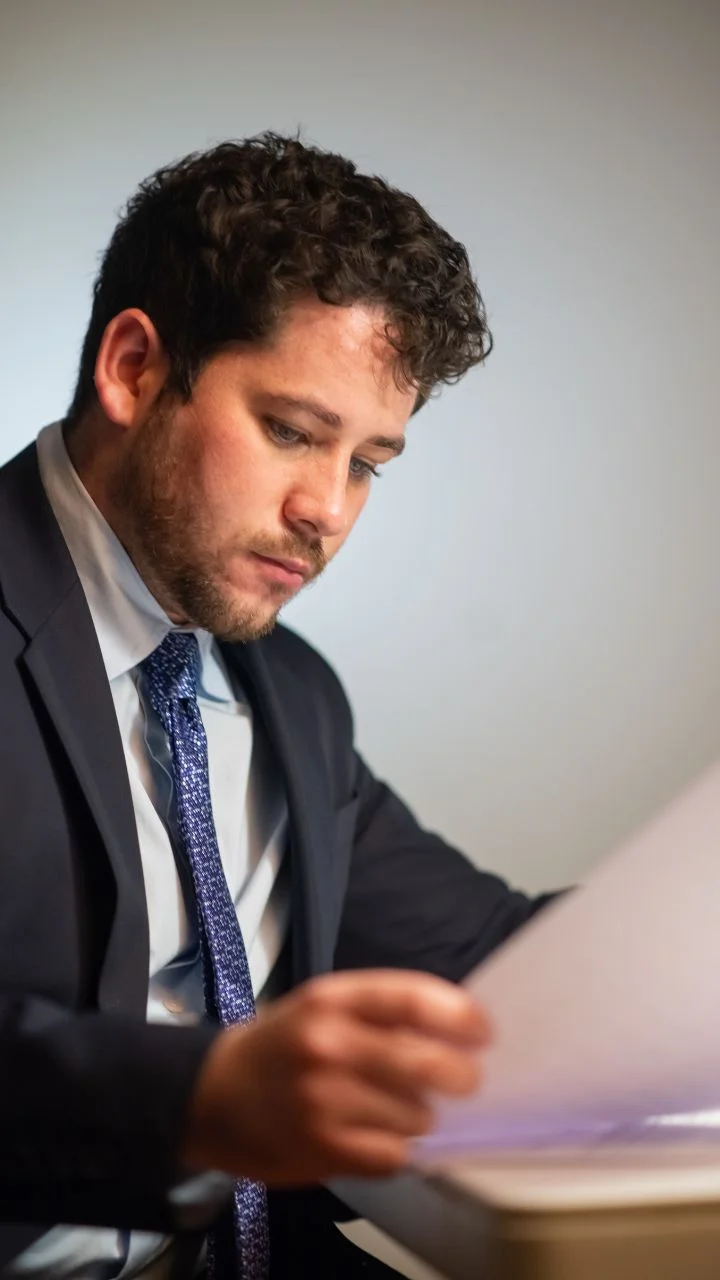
left=107, top=400, right=326, bottom=642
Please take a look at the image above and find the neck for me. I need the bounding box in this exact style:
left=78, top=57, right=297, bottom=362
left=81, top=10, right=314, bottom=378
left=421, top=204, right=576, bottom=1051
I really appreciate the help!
left=63, top=414, right=117, bottom=525
left=62, top=416, right=190, bottom=630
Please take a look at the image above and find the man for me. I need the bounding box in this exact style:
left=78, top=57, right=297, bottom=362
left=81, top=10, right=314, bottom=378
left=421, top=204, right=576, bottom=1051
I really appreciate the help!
left=0, top=133, right=551, bottom=1278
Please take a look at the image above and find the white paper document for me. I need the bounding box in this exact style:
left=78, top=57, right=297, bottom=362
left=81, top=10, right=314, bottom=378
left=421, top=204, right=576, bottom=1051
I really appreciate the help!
left=415, top=761, right=720, bottom=1162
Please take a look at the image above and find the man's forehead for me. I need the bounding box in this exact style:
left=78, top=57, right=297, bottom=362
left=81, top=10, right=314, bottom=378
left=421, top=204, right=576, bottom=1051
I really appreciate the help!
left=273, top=294, right=390, bottom=348
left=237, top=303, right=415, bottom=420
left=268, top=296, right=407, bottom=384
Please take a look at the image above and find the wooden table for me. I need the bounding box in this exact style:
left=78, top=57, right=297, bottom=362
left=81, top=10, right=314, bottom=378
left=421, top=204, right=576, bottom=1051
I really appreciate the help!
left=334, top=1139, right=720, bottom=1279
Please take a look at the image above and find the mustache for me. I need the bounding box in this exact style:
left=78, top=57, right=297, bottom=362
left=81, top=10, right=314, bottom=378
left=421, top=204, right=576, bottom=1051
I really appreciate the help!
left=245, top=533, right=327, bottom=578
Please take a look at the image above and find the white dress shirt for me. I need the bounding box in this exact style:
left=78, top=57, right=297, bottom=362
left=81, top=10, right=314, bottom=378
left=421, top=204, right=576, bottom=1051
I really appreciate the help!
left=10, top=422, right=290, bottom=1278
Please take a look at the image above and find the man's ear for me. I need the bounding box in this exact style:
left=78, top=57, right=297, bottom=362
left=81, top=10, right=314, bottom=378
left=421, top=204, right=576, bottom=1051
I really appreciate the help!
left=93, top=308, right=170, bottom=429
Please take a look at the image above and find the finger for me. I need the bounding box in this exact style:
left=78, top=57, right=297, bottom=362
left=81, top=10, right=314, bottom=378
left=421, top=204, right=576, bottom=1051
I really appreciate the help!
left=306, top=1071, right=434, bottom=1138
left=264, top=1130, right=410, bottom=1186
left=313, top=969, right=490, bottom=1045
left=301, top=1016, right=482, bottom=1101
left=324, top=1128, right=411, bottom=1179
left=358, top=1027, right=483, bottom=1099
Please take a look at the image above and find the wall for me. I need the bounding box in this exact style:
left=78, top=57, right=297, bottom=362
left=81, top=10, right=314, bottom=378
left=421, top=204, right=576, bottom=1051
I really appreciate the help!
left=1, top=0, right=719, bottom=902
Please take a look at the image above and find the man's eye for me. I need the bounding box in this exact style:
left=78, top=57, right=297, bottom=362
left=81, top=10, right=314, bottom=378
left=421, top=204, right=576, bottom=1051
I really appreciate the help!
left=349, top=457, right=382, bottom=481
left=267, top=419, right=306, bottom=446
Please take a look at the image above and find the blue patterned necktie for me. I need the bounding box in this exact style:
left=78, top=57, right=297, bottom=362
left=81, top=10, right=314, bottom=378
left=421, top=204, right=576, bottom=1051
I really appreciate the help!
left=140, top=630, right=269, bottom=1280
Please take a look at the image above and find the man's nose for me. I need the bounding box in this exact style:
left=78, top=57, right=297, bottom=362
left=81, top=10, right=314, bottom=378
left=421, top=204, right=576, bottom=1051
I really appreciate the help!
left=282, top=460, right=349, bottom=540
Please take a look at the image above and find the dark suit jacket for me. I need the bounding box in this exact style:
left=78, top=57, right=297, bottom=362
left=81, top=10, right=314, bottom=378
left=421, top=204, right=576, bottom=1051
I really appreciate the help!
left=0, top=442, right=550, bottom=1270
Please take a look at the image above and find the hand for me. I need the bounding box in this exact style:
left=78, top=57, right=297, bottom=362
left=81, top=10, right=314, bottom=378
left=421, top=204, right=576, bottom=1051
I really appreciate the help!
left=183, top=969, right=489, bottom=1185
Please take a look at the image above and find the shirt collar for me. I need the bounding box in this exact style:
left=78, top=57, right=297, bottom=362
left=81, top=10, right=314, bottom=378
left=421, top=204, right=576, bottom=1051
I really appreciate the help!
left=35, top=421, right=229, bottom=700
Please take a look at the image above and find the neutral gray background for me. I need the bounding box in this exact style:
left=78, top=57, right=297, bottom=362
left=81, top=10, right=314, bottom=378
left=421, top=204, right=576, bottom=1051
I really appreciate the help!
left=2, top=2, right=718, bottom=1275
left=1, top=0, right=719, bottom=894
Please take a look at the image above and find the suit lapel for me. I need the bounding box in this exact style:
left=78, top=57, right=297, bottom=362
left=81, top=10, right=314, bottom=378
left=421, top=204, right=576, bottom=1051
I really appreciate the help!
left=223, top=639, right=340, bottom=984
left=0, top=443, right=337, bottom=1003
left=0, top=445, right=148, bottom=1013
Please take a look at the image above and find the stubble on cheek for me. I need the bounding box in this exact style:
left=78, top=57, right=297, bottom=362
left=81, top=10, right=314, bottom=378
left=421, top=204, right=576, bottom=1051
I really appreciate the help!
left=107, top=403, right=327, bottom=638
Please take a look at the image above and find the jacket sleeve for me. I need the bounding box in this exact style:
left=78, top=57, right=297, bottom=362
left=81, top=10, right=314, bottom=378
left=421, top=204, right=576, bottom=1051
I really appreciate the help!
left=334, top=751, right=556, bottom=981
left=0, top=996, right=227, bottom=1231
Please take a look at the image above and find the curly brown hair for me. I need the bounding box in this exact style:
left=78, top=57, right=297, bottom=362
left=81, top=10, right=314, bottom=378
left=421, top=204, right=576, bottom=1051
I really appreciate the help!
left=66, top=132, right=492, bottom=423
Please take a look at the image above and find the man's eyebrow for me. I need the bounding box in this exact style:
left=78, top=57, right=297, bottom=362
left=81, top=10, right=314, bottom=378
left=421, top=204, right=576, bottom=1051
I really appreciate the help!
left=368, top=434, right=405, bottom=458
left=269, top=395, right=406, bottom=457
left=270, top=394, right=342, bottom=428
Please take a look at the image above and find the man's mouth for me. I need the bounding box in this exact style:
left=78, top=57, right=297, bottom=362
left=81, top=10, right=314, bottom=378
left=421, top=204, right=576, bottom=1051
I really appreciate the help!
left=250, top=552, right=312, bottom=589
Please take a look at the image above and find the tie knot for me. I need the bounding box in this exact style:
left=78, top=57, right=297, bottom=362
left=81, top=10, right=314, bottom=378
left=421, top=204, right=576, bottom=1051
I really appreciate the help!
left=141, top=631, right=201, bottom=707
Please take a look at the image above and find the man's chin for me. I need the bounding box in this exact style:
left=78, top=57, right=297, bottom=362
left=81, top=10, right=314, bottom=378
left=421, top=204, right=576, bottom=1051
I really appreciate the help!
left=170, top=572, right=288, bottom=643
left=227, top=615, right=279, bottom=644
left=214, top=598, right=283, bottom=644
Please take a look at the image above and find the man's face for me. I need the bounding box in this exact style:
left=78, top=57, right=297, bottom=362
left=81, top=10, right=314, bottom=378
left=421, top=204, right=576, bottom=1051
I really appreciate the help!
left=110, top=297, right=415, bottom=641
